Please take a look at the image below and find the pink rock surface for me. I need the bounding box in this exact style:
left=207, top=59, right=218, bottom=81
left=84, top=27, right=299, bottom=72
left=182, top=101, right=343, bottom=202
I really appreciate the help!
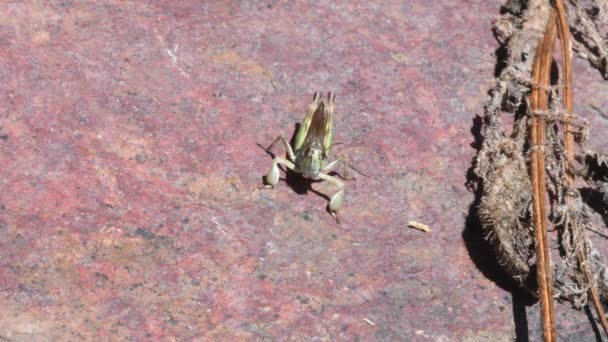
left=1, top=1, right=608, bottom=341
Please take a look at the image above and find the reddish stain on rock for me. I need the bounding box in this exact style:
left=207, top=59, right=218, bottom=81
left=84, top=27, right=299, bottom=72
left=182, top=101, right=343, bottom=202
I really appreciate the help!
left=1, top=1, right=608, bottom=341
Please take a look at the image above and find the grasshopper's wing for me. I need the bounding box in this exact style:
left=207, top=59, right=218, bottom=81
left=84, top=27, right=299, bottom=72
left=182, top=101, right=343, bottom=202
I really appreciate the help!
left=294, top=92, right=322, bottom=151
left=323, top=92, right=334, bottom=156
left=304, top=92, right=334, bottom=157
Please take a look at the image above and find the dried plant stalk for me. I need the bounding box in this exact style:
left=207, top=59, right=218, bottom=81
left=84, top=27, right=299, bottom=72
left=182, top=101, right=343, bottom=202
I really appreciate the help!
left=530, top=12, right=557, bottom=341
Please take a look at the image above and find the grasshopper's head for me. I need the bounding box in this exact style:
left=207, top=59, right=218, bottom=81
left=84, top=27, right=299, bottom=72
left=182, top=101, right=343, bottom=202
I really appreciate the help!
left=296, top=142, right=325, bottom=179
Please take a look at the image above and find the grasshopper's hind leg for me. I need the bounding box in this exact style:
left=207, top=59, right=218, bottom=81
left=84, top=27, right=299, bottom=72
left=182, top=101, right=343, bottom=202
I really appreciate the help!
left=264, top=157, right=296, bottom=188
left=318, top=173, right=345, bottom=223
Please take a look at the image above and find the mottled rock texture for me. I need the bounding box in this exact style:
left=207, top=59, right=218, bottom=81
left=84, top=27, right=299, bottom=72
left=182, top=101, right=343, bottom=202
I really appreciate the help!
left=1, top=1, right=608, bottom=341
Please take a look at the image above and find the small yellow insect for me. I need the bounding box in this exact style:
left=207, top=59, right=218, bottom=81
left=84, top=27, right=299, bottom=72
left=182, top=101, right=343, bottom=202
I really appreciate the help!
left=408, top=221, right=431, bottom=233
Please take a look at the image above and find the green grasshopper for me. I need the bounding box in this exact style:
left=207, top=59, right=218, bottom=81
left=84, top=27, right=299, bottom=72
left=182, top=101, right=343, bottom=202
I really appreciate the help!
left=261, top=92, right=351, bottom=223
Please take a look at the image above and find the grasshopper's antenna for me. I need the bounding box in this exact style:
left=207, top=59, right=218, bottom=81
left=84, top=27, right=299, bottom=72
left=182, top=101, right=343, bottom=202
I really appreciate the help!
left=348, top=163, right=374, bottom=180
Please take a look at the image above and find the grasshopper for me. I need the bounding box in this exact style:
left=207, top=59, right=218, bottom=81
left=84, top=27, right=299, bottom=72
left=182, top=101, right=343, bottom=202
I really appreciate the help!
left=261, top=92, right=351, bottom=223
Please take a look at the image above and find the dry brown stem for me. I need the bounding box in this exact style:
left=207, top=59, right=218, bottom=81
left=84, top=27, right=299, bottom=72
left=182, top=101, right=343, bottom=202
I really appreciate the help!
left=530, top=12, right=558, bottom=342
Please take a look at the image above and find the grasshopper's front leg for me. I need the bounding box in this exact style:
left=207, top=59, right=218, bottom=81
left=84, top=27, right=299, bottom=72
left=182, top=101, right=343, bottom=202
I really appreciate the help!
left=262, top=135, right=297, bottom=188
left=318, top=173, right=345, bottom=223
left=264, top=156, right=296, bottom=188
left=265, top=135, right=296, bottom=161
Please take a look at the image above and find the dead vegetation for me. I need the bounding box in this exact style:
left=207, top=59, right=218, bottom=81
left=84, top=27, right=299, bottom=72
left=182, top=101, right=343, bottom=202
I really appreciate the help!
left=475, top=0, right=608, bottom=339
